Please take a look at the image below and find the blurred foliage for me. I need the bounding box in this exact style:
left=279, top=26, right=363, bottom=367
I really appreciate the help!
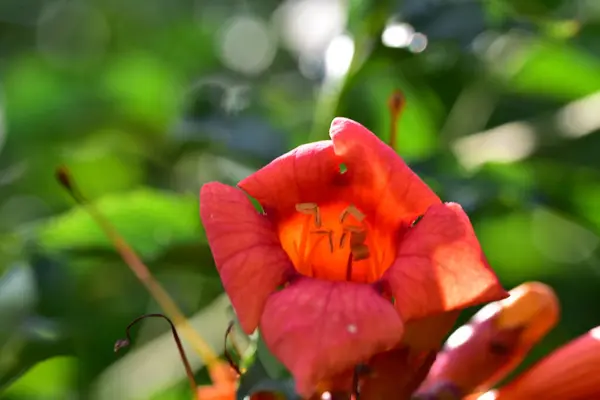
left=1, top=0, right=600, bottom=399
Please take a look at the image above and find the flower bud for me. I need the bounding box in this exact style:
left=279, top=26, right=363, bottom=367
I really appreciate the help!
left=492, top=326, right=600, bottom=400
left=416, top=282, right=559, bottom=396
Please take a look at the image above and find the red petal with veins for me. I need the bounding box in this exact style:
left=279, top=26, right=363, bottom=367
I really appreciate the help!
left=260, top=278, right=403, bottom=398
left=200, top=182, right=294, bottom=333
left=383, top=202, right=507, bottom=321
left=329, top=117, right=441, bottom=230
left=238, top=141, right=344, bottom=220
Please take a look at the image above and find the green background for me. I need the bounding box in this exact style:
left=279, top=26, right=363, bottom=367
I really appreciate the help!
left=1, top=0, right=599, bottom=398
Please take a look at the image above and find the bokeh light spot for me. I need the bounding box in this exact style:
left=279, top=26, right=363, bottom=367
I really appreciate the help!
left=382, top=23, right=414, bottom=48
left=219, top=15, right=275, bottom=76
left=409, top=32, right=428, bottom=53
left=325, top=34, right=354, bottom=80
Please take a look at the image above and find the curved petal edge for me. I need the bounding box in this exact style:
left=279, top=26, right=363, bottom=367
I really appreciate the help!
left=200, top=182, right=293, bottom=333
left=383, top=202, right=508, bottom=321
left=259, top=278, right=404, bottom=397
left=238, top=141, right=343, bottom=220
left=329, top=117, right=441, bottom=230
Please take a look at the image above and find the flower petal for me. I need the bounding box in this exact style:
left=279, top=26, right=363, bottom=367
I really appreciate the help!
left=238, top=141, right=344, bottom=220
left=329, top=117, right=441, bottom=230
left=259, top=278, right=403, bottom=397
left=360, top=347, right=437, bottom=400
left=200, top=182, right=294, bottom=333
left=383, top=202, right=508, bottom=321
left=401, top=311, right=460, bottom=351
left=494, top=326, right=600, bottom=400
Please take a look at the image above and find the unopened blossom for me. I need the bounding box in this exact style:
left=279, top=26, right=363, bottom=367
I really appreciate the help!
left=200, top=117, right=507, bottom=397
left=417, top=282, right=559, bottom=397
left=489, top=326, right=600, bottom=400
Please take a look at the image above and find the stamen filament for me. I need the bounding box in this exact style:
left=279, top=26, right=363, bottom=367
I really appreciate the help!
left=297, top=215, right=314, bottom=275
left=302, top=234, right=330, bottom=277
left=339, top=231, right=348, bottom=249
left=312, top=229, right=335, bottom=253
left=345, top=254, right=354, bottom=281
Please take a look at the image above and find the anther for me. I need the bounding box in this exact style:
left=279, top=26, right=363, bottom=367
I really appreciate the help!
left=339, top=205, right=365, bottom=224
left=339, top=231, right=348, bottom=249
left=295, top=202, right=318, bottom=213
left=349, top=230, right=367, bottom=247
left=343, top=224, right=364, bottom=233
left=296, top=202, right=321, bottom=228
left=340, top=225, right=366, bottom=250
left=351, top=244, right=370, bottom=261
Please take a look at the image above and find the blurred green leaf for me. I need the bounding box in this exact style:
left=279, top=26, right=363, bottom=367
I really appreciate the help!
left=503, top=0, right=563, bottom=19
left=347, top=0, right=393, bottom=38
left=508, top=38, right=600, bottom=99
left=102, top=53, right=183, bottom=130
left=2, top=0, right=600, bottom=398
left=255, top=334, right=289, bottom=380
left=36, top=189, right=204, bottom=260
left=2, top=356, right=77, bottom=400
left=0, top=264, right=69, bottom=391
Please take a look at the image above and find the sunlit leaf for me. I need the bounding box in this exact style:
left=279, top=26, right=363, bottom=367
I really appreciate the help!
left=2, top=356, right=77, bottom=399
left=508, top=38, right=600, bottom=99
left=36, top=189, right=204, bottom=260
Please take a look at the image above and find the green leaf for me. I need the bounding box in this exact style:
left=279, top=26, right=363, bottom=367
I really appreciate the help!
left=2, top=356, right=77, bottom=399
left=255, top=334, right=289, bottom=380
left=36, top=189, right=204, bottom=260
left=347, top=0, right=394, bottom=38
left=508, top=38, right=600, bottom=99
left=237, top=332, right=294, bottom=399
left=0, top=263, right=69, bottom=390
left=103, top=53, right=182, bottom=130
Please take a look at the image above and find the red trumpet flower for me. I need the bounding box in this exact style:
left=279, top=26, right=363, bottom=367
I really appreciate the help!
left=200, top=117, right=507, bottom=397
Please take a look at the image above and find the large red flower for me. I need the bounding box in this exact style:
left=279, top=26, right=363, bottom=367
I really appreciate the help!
left=199, top=118, right=507, bottom=397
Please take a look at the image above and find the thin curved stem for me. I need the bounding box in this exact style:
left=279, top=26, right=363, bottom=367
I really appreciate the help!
left=115, top=313, right=200, bottom=400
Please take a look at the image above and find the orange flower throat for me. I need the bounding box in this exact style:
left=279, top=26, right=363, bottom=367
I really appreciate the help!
left=278, top=202, right=397, bottom=283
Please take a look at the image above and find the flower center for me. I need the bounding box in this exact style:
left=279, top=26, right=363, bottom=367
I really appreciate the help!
left=278, top=202, right=397, bottom=283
